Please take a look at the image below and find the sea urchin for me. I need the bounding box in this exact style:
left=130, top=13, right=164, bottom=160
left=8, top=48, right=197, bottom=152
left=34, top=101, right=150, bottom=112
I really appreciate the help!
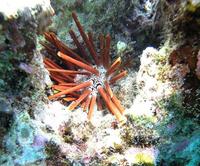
left=41, top=12, right=127, bottom=122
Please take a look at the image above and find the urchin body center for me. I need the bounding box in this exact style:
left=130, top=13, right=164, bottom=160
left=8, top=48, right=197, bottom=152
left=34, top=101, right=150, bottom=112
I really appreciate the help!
left=79, top=65, right=110, bottom=95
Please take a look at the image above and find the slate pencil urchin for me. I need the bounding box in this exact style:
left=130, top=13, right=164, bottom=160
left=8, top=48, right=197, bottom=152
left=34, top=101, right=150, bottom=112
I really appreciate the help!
left=41, top=12, right=127, bottom=121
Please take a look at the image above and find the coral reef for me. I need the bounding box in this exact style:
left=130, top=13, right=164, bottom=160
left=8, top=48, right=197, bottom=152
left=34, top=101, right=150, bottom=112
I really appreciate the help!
left=0, top=0, right=53, bottom=165
left=151, top=0, right=200, bottom=165
left=1, top=0, right=200, bottom=165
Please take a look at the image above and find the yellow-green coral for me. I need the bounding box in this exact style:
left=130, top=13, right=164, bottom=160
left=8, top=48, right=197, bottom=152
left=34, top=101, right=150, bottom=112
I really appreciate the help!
left=186, top=0, right=200, bottom=13
left=135, top=152, right=154, bottom=166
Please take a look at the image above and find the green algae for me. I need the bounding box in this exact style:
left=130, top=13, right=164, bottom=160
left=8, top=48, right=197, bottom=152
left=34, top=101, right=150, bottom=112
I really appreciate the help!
left=121, top=115, right=159, bottom=148
left=156, top=91, right=200, bottom=165
left=45, top=140, right=60, bottom=158
left=0, top=50, right=28, bottom=92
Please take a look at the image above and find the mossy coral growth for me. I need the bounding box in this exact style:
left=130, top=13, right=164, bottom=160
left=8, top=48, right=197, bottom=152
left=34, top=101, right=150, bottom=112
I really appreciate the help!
left=0, top=50, right=28, bottom=92
left=156, top=92, right=200, bottom=166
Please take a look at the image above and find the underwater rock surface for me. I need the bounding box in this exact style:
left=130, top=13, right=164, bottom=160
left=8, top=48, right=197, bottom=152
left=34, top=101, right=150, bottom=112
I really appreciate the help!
left=0, top=0, right=200, bottom=165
